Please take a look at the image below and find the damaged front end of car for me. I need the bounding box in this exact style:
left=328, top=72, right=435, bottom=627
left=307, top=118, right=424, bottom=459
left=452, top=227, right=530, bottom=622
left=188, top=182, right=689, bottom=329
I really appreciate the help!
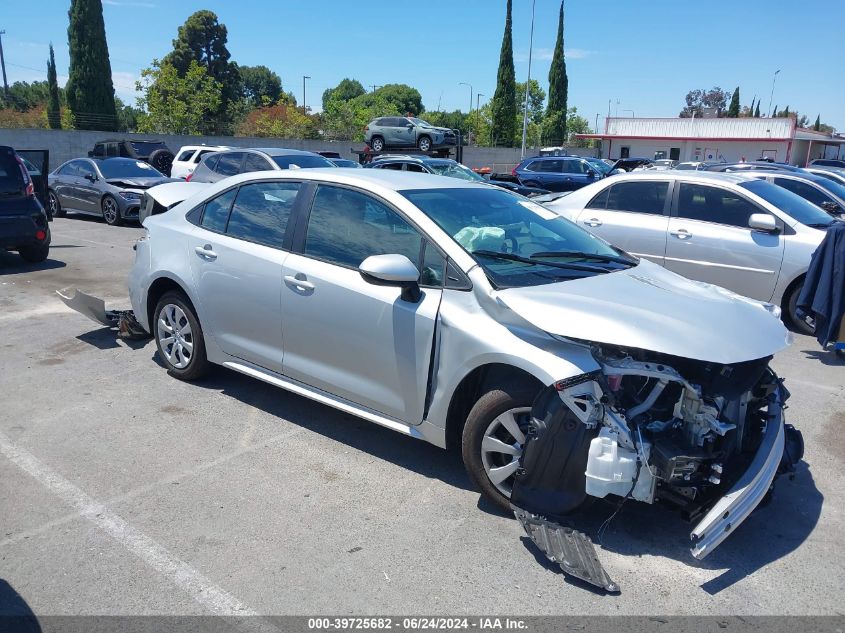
left=510, top=342, right=803, bottom=590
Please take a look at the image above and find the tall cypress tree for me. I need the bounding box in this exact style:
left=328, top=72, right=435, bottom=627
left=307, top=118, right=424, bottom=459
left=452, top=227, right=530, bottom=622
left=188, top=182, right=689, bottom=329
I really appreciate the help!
left=491, top=0, right=517, bottom=147
left=46, top=44, right=61, bottom=129
left=754, top=102, right=760, bottom=117
left=727, top=87, right=740, bottom=117
left=545, top=0, right=568, bottom=144
left=748, top=97, right=754, bottom=118
left=814, top=114, right=821, bottom=131
left=66, top=0, right=117, bottom=130
left=772, top=104, right=778, bottom=117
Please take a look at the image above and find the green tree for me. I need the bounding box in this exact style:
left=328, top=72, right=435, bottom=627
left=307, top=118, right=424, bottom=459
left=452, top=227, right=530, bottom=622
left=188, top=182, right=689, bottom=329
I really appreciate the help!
left=680, top=87, right=730, bottom=117
left=370, top=83, right=423, bottom=115
left=814, top=115, right=821, bottom=131
left=46, top=44, right=61, bottom=129
left=754, top=101, right=761, bottom=117
left=0, top=80, right=51, bottom=111
left=65, top=0, right=117, bottom=130
left=727, top=87, right=740, bottom=117
left=516, top=79, right=546, bottom=125
left=135, top=59, right=222, bottom=134
left=239, top=65, right=282, bottom=106
left=771, top=104, right=778, bottom=117
left=566, top=107, right=592, bottom=147
left=491, top=0, right=517, bottom=146
left=747, top=97, right=754, bottom=117
left=545, top=0, right=568, bottom=144
left=163, top=10, right=240, bottom=131
left=322, top=78, right=366, bottom=110
left=114, top=96, right=141, bottom=132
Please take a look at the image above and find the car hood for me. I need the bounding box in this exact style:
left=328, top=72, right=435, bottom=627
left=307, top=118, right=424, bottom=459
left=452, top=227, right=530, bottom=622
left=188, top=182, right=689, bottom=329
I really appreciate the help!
left=144, top=181, right=210, bottom=206
left=105, top=177, right=176, bottom=189
left=494, top=259, right=790, bottom=364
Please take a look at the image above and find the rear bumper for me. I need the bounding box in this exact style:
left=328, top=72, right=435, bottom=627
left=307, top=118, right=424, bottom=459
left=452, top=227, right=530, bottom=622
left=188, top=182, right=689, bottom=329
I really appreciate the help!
left=0, top=214, right=49, bottom=249
left=690, top=384, right=786, bottom=559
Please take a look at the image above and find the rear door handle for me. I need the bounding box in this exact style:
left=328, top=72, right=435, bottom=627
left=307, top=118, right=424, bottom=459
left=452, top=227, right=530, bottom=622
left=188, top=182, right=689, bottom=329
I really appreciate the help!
left=194, top=245, right=217, bottom=260
left=284, top=275, right=315, bottom=291
left=583, top=218, right=602, bottom=227
left=670, top=229, right=692, bottom=239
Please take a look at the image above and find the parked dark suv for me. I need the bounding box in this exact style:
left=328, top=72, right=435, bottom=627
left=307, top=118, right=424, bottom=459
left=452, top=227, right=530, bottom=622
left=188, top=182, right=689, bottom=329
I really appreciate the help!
left=89, top=139, right=175, bottom=176
left=514, top=155, right=604, bottom=192
left=0, top=146, right=51, bottom=263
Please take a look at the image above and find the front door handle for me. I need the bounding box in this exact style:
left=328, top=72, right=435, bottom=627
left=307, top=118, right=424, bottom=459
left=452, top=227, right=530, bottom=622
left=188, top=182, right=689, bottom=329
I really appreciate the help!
left=284, top=274, right=315, bottom=292
left=583, top=218, right=603, bottom=227
left=194, top=245, right=217, bottom=260
left=670, top=229, right=692, bottom=239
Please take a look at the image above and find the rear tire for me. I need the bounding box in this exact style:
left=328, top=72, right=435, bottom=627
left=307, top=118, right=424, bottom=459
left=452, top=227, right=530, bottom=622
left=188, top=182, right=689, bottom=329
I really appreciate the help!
left=48, top=190, right=64, bottom=218
left=148, top=149, right=174, bottom=176
left=785, top=281, right=815, bottom=336
left=101, top=195, right=123, bottom=226
left=370, top=136, right=385, bottom=152
left=462, top=387, right=538, bottom=512
left=18, top=240, right=50, bottom=263
left=418, top=136, right=432, bottom=152
left=154, top=291, right=210, bottom=381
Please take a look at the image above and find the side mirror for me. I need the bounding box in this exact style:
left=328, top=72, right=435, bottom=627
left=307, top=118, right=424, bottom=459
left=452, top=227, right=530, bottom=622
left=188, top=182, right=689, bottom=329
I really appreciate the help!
left=406, top=123, right=414, bottom=129
left=358, top=254, right=422, bottom=302
left=748, top=213, right=778, bottom=233
left=586, top=169, right=596, bottom=179
left=84, top=173, right=98, bottom=182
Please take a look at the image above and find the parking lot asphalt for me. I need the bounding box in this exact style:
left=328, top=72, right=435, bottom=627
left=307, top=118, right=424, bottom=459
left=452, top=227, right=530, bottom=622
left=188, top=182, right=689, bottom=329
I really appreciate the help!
left=0, top=216, right=843, bottom=617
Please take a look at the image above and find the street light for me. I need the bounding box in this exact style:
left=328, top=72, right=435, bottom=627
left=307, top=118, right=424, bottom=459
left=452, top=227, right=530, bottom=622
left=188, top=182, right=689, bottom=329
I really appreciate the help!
left=302, top=75, right=311, bottom=112
left=476, top=93, right=485, bottom=146
left=520, top=0, right=536, bottom=158
left=459, top=82, right=472, bottom=144
left=768, top=69, right=781, bottom=117
left=0, top=30, right=8, bottom=99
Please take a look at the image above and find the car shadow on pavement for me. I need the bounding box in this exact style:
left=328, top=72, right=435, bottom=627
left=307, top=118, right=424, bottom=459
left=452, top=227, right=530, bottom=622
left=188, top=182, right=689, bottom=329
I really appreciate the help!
left=801, top=347, right=845, bottom=366
left=584, top=461, right=822, bottom=594
left=189, top=365, right=475, bottom=494
left=76, top=327, right=151, bottom=351
left=0, top=579, right=42, bottom=632
left=0, top=253, right=66, bottom=274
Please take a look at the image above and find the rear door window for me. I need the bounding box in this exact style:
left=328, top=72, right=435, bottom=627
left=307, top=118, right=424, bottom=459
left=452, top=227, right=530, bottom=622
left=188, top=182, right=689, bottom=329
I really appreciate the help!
left=563, top=159, right=588, bottom=174
left=586, top=188, right=610, bottom=209
left=226, top=182, right=300, bottom=248
left=242, top=153, right=274, bottom=172
left=200, top=188, right=237, bottom=232
left=676, top=183, right=765, bottom=227
left=606, top=181, right=669, bottom=215
left=215, top=153, right=245, bottom=176
left=176, top=150, right=195, bottom=162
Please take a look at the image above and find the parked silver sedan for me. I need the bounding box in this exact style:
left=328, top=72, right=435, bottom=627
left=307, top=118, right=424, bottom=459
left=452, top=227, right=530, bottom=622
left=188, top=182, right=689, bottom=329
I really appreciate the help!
left=127, top=169, right=799, bottom=563
left=545, top=171, right=838, bottom=335
left=48, top=157, right=175, bottom=225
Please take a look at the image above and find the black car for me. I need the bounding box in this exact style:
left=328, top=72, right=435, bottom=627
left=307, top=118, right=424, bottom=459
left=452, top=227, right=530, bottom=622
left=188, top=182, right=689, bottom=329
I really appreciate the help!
left=810, top=158, right=845, bottom=169
left=0, top=146, right=51, bottom=263
left=89, top=139, right=175, bottom=176
left=367, top=155, right=549, bottom=197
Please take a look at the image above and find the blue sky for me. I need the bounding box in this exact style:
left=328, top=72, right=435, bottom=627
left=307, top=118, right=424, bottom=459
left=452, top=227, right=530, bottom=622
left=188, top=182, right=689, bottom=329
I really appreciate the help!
left=3, top=0, right=843, bottom=131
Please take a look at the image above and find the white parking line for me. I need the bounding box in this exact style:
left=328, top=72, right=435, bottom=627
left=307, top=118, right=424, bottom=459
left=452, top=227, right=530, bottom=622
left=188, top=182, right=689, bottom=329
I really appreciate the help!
left=0, top=431, right=260, bottom=618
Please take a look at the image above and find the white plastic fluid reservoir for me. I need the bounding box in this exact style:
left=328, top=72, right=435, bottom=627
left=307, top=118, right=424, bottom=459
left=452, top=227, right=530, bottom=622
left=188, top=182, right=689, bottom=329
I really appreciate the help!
left=584, top=428, right=639, bottom=498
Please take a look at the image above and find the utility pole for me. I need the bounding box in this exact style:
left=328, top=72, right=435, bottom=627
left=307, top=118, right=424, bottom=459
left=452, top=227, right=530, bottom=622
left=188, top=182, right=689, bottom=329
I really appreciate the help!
left=302, top=75, right=310, bottom=112
left=767, top=69, right=781, bottom=118
left=595, top=113, right=599, bottom=134
left=476, top=93, right=484, bottom=145
left=370, top=85, right=381, bottom=92
left=459, top=82, right=472, bottom=144
left=0, top=31, right=9, bottom=99
left=520, top=0, right=536, bottom=158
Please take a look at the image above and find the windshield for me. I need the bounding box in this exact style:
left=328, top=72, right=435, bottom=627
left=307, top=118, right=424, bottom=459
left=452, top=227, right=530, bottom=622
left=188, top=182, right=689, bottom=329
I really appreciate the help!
left=739, top=179, right=837, bottom=228
left=98, top=159, right=163, bottom=179
left=814, top=177, right=845, bottom=202
left=271, top=154, right=335, bottom=169
left=584, top=158, right=611, bottom=174
left=402, top=187, right=636, bottom=288
left=409, top=118, right=434, bottom=128
left=427, top=162, right=484, bottom=182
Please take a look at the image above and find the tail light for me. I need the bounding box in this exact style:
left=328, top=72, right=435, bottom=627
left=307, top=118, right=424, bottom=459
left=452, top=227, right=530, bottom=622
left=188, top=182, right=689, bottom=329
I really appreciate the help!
left=511, top=167, right=517, bottom=176
left=185, top=172, right=192, bottom=182
left=35, top=230, right=46, bottom=241
left=14, top=155, right=34, bottom=197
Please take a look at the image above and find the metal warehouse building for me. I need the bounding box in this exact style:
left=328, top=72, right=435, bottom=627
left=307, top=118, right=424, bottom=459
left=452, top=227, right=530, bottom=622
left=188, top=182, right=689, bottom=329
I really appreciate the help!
left=578, top=117, right=845, bottom=166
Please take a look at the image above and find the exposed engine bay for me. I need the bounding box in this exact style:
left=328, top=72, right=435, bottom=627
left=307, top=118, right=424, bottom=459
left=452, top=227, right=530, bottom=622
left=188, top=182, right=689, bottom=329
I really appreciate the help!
left=511, top=343, right=803, bottom=591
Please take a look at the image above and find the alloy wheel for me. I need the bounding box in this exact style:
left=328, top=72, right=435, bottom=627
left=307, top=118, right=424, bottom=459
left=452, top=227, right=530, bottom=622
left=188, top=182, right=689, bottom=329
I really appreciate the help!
left=48, top=192, right=58, bottom=215
left=480, top=407, right=531, bottom=498
left=157, top=304, right=194, bottom=369
left=102, top=197, right=118, bottom=224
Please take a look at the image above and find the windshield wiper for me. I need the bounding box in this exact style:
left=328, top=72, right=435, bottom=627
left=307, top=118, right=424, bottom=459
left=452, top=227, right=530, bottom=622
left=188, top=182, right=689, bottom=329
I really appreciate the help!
left=472, top=250, right=611, bottom=273
left=530, top=250, right=636, bottom=266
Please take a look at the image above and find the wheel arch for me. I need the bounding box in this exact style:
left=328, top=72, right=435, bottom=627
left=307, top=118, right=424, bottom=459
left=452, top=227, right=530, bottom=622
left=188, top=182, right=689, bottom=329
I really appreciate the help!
left=146, top=275, right=199, bottom=331
left=444, top=363, right=545, bottom=451
left=780, top=271, right=806, bottom=312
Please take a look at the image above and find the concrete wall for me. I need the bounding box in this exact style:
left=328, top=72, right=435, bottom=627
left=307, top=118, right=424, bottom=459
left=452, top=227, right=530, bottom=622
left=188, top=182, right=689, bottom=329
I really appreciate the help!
left=0, top=127, right=596, bottom=171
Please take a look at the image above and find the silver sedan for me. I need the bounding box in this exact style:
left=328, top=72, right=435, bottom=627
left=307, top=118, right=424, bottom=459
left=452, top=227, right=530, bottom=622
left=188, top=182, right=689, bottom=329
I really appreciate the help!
left=48, top=157, right=175, bottom=226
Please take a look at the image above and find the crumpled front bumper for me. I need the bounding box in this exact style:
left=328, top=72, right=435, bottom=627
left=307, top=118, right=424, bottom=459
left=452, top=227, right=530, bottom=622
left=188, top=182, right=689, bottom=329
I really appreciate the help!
left=690, top=384, right=787, bottom=559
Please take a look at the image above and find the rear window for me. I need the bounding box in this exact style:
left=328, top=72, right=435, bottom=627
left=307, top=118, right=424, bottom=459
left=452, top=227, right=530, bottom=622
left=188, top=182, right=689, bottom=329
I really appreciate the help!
left=0, top=149, right=26, bottom=195
left=271, top=154, right=334, bottom=169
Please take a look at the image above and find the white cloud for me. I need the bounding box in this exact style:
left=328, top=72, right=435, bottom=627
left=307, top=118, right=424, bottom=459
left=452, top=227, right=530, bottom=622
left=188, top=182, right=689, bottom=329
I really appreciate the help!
left=515, top=47, right=593, bottom=62
left=112, top=71, right=141, bottom=103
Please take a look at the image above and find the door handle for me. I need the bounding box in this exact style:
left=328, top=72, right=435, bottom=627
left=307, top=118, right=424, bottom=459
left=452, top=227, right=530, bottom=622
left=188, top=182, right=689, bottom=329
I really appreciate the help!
left=670, top=229, right=692, bottom=239
left=194, top=245, right=217, bottom=260
left=583, top=218, right=603, bottom=227
left=284, top=275, right=315, bottom=291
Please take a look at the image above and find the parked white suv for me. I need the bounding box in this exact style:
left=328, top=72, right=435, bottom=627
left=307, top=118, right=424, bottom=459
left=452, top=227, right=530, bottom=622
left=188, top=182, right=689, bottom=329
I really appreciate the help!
left=171, top=145, right=230, bottom=180
left=545, top=171, right=838, bottom=334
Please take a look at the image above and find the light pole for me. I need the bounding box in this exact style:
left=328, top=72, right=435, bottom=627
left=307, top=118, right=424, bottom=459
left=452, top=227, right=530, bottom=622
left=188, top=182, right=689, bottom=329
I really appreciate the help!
left=302, top=75, right=310, bottom=112
left=595, top=113, right=599, bottom=134
left=520, top=0, right=536, bottom=158
left=0, top=31, right=8, bottom=99
left=767, top=69, right=781, bottom=117
left=370, top=84, right=381, bottom=93
left=476, top=93, right=484, bottom=145
left=459, top=82, right=472, bottom=144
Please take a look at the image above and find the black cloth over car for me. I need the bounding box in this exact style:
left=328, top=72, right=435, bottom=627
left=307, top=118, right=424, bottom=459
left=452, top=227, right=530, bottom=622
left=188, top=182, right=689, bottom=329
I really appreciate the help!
left=797, top=223, right=845, bottom=346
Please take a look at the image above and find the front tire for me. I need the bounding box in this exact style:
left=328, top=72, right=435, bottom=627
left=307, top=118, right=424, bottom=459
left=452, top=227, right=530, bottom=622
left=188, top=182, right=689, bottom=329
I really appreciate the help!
left=48, top=190, right=64, bottom=218
left=154, top=291, right=210, bottom=381
left=462, top=387, right=537, bottom=512
left=101, top=195, right=123, bottom=226
left=785, top=281, right=815, bottom=336
left=418, top=136, right=432, bottom=152
left=370, top=136, right=385, bottom=152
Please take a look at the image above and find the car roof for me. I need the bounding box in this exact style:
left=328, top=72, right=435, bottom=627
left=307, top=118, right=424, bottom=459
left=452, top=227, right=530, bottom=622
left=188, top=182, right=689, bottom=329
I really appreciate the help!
left=244, top=147, right=323, bottom=157
left=610, top=170, right=755, bottom=185
left=178, top=145, right=229, bottom=151
left=755, top=170, right=834, bottom=185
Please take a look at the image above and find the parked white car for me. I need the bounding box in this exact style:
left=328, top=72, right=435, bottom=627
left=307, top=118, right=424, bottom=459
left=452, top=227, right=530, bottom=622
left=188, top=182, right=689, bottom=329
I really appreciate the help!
left=170, top=145, right=230, bottom=180
left=544, top=171, right=838, bottom=334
